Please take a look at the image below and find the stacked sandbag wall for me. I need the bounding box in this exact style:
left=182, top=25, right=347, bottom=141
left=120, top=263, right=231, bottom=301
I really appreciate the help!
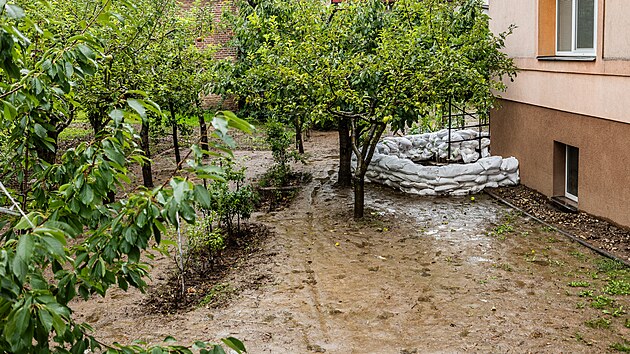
left=377, top=129, right=490, bottom=163
left=364, top=154, right=519, bottom=196
left=361, top=128, right=520, bottom=196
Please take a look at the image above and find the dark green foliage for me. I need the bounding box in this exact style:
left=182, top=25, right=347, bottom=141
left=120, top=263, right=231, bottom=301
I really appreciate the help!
left=206, top=159, right=258, bottom=236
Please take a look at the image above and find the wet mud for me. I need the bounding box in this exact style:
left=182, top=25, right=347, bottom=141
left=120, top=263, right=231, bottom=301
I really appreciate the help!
left=72, top=132, right=629, bottom=353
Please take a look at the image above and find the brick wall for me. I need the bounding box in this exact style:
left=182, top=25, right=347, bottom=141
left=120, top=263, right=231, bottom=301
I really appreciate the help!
left=180, top=0, right=238, bottom=110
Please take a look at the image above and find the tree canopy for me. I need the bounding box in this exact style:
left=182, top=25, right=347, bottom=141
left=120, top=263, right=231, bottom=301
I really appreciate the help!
left=214, top=0, right=517, bottom=218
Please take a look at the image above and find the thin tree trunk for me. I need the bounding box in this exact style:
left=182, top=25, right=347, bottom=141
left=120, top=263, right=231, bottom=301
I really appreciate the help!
left=295, top=118, right=304, bottom=154
left=337, top=118, right=352, bottom=186
left=140, top=118, right=153, bottom=188
left=353, top=175, right=365, bottom=219
left=36, top=130, right=59, bottom=165
left=169, top=102, right=181, bottom=167
left=199, top=114, right=209, bottom=157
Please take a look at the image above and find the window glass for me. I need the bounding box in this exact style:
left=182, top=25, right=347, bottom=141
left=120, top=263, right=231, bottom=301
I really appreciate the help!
left=557, top=0, right=573, bottom=52
left=576, top=0, right=595, bottom=49
left=566, top=145, right=579, bottom=199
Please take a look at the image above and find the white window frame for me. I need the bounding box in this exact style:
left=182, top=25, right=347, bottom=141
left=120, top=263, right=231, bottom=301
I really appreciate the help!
left=565, top=146, right=578, bottom=202
left=556, top=0, right=597, bottom=56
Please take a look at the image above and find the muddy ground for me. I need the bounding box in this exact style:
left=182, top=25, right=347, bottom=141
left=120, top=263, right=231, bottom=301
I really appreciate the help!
left=72, top=131, right=630, bottom=353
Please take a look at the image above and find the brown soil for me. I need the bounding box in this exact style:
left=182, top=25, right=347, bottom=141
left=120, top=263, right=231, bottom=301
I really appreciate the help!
left=143, top=223, right=273, bottom=313
left=71, top=131, right=630, bottom=353
left=492, top=185, right=630, bottom=263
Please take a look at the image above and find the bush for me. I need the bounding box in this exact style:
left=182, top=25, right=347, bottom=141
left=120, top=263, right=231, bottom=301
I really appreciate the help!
left=206, top=159, right=258, bottom=236
left=264, top=120, right=303, bottom=185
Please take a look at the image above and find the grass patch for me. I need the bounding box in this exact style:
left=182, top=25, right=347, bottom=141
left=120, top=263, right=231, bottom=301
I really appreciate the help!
left=610, top=341, right=630, bottom=352
left=568, top=281, right=591, bottom=288
left=569, top=250, right=587, bottom=261
left=591, top=295, right=615, bottom=309
left=198, top=283, right=234, bottom=308
left=584, top=317, right=611, bottom=329
left=596, top=259, right=627, bottom=274
left=58, top=126, right=91, bottom=141
left=604, top=280, right=630, bottom=296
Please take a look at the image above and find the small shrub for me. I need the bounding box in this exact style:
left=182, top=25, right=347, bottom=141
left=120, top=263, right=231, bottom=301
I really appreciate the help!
left=591, top=295, right=614, bottom=309
left=189, top=214, right=226, bottom=269
left=578, top=290, right=594, bottom=298
left=604, top=280, right=630, bottom=296
left=584, top=317, right=611, bottom=329
left=206, top=159, right=258, bottom=235
left=568, top=281, right=591, bottom=288
left=610, top=341, right=630, bottom=352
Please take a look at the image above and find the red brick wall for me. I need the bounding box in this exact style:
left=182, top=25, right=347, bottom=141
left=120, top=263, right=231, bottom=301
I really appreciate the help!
left=181, top=0, right=238, bottom=109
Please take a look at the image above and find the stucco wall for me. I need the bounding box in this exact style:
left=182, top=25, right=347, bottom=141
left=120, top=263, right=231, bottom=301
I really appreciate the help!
left=491, top=0, right=630, bottom=122
left=491, top=100, right=630, bottom=227
left=604, top=0, right=630, bottom=60
left=499, top=70, right=630, bottom=124
left=489, top=0, right=537, bottom=58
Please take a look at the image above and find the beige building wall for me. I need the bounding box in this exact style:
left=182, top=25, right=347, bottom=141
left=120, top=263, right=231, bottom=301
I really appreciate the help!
left=490, top=0, right=630, bottom=122
left=492, top=101, right=630, bottom=226
left=489, top=0, right=537, bottom=58
left=489, top=0, right=630, bottom=227
left=604, top=0, right=630, bottom=59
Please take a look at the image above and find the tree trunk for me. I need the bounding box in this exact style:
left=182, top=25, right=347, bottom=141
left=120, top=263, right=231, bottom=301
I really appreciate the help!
left=353, top=175, right=365, bottom=219
left=295, top=118, right=304, bottom=154
left=37, top=130, right=59, bottom=164
left=169, top=102, right=181, bottom=167
left=337, top=118, right=352, bottom=186
left=140, top=118, right=153, bottom=188
left=199, top=114, right=209, bottom=158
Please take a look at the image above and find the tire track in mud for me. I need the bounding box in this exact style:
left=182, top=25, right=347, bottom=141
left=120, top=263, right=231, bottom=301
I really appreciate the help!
left=297, top=158, right=338, bottom=348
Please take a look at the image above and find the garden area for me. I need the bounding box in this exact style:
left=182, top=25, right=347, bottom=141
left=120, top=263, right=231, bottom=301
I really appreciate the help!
left=0, top=0, right=629, bottom=353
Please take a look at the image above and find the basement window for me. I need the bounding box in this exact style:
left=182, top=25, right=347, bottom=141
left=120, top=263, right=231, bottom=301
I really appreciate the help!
left=565, top=144, right=579, bottom=202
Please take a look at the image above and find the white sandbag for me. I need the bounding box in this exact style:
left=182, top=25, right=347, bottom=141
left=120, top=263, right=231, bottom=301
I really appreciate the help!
left=500, top=157, right=519, bottom=173
left=398, top=137, right=413, bottom=151
left=462, top=152, right=480, bottom=164
left=478, top=156, right=503, bottom=171
left=417, top=166, right=439, bottom=180
left=435, top=184, right=459, bottom=193
left=439, top=163, right=485, bottom=178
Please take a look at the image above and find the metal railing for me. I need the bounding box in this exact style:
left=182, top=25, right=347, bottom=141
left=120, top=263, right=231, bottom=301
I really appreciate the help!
left=442, top=98, right=490, bottom=163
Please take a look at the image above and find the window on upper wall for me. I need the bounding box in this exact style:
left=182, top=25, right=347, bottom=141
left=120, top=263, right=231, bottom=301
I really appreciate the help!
left=557, top=0, right=597, bottom=55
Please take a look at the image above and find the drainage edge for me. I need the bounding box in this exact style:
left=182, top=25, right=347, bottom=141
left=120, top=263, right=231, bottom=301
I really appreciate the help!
left=484, top=189, right=630, bottom=268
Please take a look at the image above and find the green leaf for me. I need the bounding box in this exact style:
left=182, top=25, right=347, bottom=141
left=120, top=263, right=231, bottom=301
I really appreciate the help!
left=80, top=185, right=94, bottom=205
left=194, top=185, right=212, bottom=209
left=76, top=44, right=95, bottom=60
left=210, top=345, right=226, bottom=354
left=127, top=98, right=146, bottom=119
left=222, top=111, right=254, bottom=133
left=5, top=303, right=29, bottom=348
left=14, top=215, right=34, bottom=230
left=38, top=308, right=53, bottom=333
left=40, top=234, right=65, bottom=258
left=5, top=4, right=25, bottom=19
left=221, top=337, right=246, bottom=353
left=109, top=109, right=124, bottom=124
left=16, top=233, right=34, bottom=263
left=33, top=123, right=47, bottom=138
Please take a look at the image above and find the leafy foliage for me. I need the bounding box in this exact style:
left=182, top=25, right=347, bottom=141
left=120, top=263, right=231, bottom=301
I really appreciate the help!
left=206, top=159, right=257, bottom=236
left=0, top=1, right=252, bottom=352
left=214, top=0, right=517, bottom=218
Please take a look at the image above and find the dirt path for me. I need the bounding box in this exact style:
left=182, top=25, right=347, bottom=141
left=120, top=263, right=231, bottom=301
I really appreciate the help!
left=73, top=132, right=629, bottom=353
